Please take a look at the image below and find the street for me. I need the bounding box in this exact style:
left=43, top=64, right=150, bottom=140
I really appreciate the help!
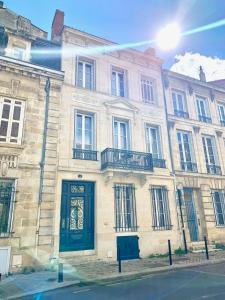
left=21, top=262, right=225, bottom=300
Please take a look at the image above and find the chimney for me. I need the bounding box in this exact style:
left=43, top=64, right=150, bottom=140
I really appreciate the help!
left=51, top=9, right=64, bottom=41
left=199, top=65, right=206, bottom=82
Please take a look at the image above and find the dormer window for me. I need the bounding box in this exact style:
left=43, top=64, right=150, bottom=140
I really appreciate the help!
left=11, top=45, right=26, bottom=60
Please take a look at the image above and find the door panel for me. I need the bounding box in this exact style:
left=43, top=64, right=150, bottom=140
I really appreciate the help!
left=60, top=181, right=94, bottom=252
left=184, top=188, right=199, bottom=242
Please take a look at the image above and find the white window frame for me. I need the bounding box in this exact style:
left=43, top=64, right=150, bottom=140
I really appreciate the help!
left=113, top=118, right=130, bottom=150
left=196, top=96, right=210, bottom=119
left=11, top=45, right=26, bottom=60
left=172, top=90, right=187, bottom=113
left=74, top=111, right=95, bottom=150
left=212, top=190, right=225, bottom=226
left=202, top=135, right=218, bottom=166
left=76, top=56, right=95, bottom=90
left=111, top=67, right=127, bottom=97
left=177, top=130, right=195, bottom=164
left=145, top=125, right=162, bottom=159
left=0, top=97, right=25, bottom=144
left=218, top=104, right=225, bottom=123
left=141, top=75, right=155, bottom=103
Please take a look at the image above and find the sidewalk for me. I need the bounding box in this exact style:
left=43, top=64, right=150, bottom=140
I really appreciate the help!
left=1, top=250, right=225, bottom=299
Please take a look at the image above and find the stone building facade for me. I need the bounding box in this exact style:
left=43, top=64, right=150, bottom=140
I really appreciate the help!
left=0, top=3, right=63, bottom=274
left=163, top=69, right=225, bottom=248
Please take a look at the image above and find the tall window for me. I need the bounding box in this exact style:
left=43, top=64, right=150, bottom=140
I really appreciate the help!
left=113, top=119, right=129, bottom=150
left=11, top=45, right=25, bottom=60
left=114, top=184, right=137, bottom=232
left=146, top=125, right=162, bottom=159
left=151, top=186, right=171, bottom=230
left=172, top=90, right=188, bottom=118
left=111, top=67, right=126, bottom=97
left=212, top=190, right=225, bottom=226
left=177, top=130, right=197, bottom=172
left=218, top=104, right=225, bottom=126
left=75, top=112, right=94, bottom=150
left=202, top=135, right=220, bottom=174
left=0, top=98, right=25, bottom=144
left=0, top=180, right=15, bottom=236
left=196, top=96, right=211, bottom=123
left=76, top=57, right=95, bottom=90
left=141, top=76, right=154, bottom=103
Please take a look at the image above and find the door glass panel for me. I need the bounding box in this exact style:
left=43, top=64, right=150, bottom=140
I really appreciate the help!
left=71, top=185, right=85, bottom=193
left=70, top=197, right=84, bottom=230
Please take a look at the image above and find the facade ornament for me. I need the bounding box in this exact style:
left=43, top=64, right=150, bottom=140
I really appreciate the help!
left=11, top=80, right=20, bottom=97
left=199, top=66, right=206, bottom=82
left=187, top=83, right=193, bottom=96
left=216, top=130, right=223, bottom=137
left=193, top=125, right=200, bottom=134
left=168, top=120, right=175, bottom=129
left=163, top=74, right=169, bottom=89
left=209, top=89, right=215, bottom=102
left=0, top=154, right=18, bottom=176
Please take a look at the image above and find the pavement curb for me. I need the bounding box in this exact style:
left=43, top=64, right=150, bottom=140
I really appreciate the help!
left=5, top=257, right=225, bottom=299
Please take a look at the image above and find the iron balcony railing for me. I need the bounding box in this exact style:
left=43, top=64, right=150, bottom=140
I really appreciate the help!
left=220, top=120, right=225, bottom=127
left=180, top=161, right=198, bottom=173
left=198, top=115, right=212, bottom=123
left=153, top=158, right=166, bottom=168
left=174, top=109, right=189, bottom=119
left=101, top=148, right=153, bottom=171
left=206, top=164, right=222, bottom=175
left=73, top=148, right=98, bottom=161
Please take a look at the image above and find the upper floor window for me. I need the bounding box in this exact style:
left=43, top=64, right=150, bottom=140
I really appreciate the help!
left=76, top=57, right=95, bottom=90
left=0, top=98, right=25, bottom=144
left=75, top=112, right=94, bottom=150
left=11, top=45, right=26, bottom=60
left=111, top=67, right=126, bottom=97
left=113, top=119, right=130, bottom=150
left=146, top=125, right=165, bottom=168
left=218, top=104, right=225, bottom=126
left=172, top=90, right=188, bottom=118
left=177, top=130, right=197, bottom=172
left=141, top=76, right=154, bottom=103
left=202, top=135, right=221, bottom=175
left=196, top=96, right=211, bottom=123
left=212, top=190, right=225, bottom=226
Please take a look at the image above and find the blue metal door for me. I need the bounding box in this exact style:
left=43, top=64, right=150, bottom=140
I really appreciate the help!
left=183, top=188, right=199, bottom=242
left=60, top=181, right=94, bottom=252
left=117, top=236, right=140, bottom=260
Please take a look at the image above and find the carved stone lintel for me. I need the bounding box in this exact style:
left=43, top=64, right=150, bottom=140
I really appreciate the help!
left=216, top=130, right=223, bottom=138
left=11, top=80, right=20, bottom=97
left=193, top=125, right=200, bottom=134
left=0, top=154, right=18, bottom=177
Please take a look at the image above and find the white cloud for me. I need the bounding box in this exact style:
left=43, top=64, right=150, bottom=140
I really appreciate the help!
left=170, top=52, right=225, bottom=81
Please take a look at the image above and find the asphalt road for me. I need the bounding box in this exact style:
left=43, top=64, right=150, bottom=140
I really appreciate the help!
left=22, top=262, right=225, bottom=300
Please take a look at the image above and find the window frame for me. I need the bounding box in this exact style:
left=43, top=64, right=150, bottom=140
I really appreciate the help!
left=218, top=103, right=225, bottom=125
left=172, top=89, right=188, bottom=115
left=75, top=56, right=95, bottom=90
left=212, top=190, right=225, bottom=226
left=111, top=66, right=127, bottom=97
left=145, top=124, right=162, bottom=159
left=113, top=117, right=130, bottom=150
left=196, top=95, right=211, bottom=122
left=0, top=97, right=25, bottom=145
left=177, top=130, right=196, bottom=170
left=141, top=75, right=155, bottom=103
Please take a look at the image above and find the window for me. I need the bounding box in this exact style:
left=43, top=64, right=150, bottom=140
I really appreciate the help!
left=202, top=135, right=221, bottom=175
left=111, top=67, right=126, bottom=97
left=146, top=125, right=162, bottom=159
left=151, top=186, right=171, bottom=230
left=212, top=190, right=225, bottom=226
left=172, top=90, right=188, bottom=118
left=0, top=180, right=15, bottom=236
left=196, top=96, right=211, bottom=123
left=76, top=57, right=95, bottom=90
left=141, top=76, right=154, bottom=103
left=114, top=184, right=137, bottom=232
left=11, top=45, right=25, bottom=60
left=0, top=98, right=25, bottom=144
left=113, top=119, right=129, bottom=150
left=218, top=104, right=225, bottom=126
left=177, top=130, right=197, bottom=172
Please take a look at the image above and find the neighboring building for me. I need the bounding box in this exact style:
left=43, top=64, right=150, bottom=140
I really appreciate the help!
left=163, top=68, right=225, bottom=248
left=51, top=10, right=180, bottom=262
left=0, top=2, right=63, bottom=274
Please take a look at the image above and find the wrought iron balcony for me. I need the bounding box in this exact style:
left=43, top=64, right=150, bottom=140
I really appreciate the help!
left=180, top=162, right=198, bottom=173
left=198, top=115, right=212, bottom=123
left=73, top=148, right=98, bottom=161
left=153, top=158, right=166, bottom=168
left=206, top=164, right=222, bottom=175
left=220, top=120, right=225, bottom=127
left=101, top=148, right=153, bottom=171
left=174, top=109, right=189, bottom=119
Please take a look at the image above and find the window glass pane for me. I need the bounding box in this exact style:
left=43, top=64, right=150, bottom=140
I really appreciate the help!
left=120, top=122, right=127, bottom=149
left=111, top=71, right=117, bottom=96
left=177, top=94, right=184, bottom=111
left=85, top=64, right=92, bottom=89
left=76, top=115, right=82, bottom=148
left=11, top=122, right=19, bottom=138
left=118, top=73, right=124, bottom=97
left=0, top=180, right=14, bottom=235
left=2, top=104, right=10, bottom=119
left=0, top=121, right=8, bottom=136
left=13, top=106, right=21, bottom=121
left=77, top=62, right=83, bottom=87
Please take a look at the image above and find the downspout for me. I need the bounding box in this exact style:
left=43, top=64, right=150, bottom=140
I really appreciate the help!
left=160, top=68, right=187, bottom=252
left=36, top=77, right=51, bottom=256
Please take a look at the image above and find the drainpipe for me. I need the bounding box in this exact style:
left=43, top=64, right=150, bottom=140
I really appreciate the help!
left=36, top=77, right=51, bottom=254
left=160, top=68, right=187, bottom=252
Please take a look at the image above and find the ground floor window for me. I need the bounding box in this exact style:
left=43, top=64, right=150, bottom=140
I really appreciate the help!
left=0, top=180, right=15, bottom=236
left=212, top=190, right=225, bottom=226
left=151, top=186, right=172, bottom=230
left=114, top=184, right=137, bottom=232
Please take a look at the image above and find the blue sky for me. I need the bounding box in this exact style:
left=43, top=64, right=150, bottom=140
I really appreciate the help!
left=4, top=0, right=225, bottom=68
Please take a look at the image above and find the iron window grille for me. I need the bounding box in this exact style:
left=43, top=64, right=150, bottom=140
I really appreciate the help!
left=73, top=148, right=98, bottom=161
left=114, top=184, right=138, bottom=232
left=180, top=162, right=198, bottom=173
left=151, top=186, right=172, bottom=230
left=0, top=180, right=15, bottom=236
left=198, top=115, right=212, bottom=123
left=174, top=109, right=189, bottom=119
left=212, top=190, right=225, bottom=226
left=153, top=158, right=166, bottom=168
left=206, top=164, right=222, bottom=175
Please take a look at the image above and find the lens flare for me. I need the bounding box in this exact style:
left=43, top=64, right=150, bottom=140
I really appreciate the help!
left=156, top=23, right=181, bottom=50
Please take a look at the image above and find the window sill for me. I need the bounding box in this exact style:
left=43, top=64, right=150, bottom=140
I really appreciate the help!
left=0, top=143, right=24, bottom=150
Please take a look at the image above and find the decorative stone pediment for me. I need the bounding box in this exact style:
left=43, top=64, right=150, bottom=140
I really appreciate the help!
left=0, top=154, right=18, bottom=176
left=104, top=98, right=139, bottom=113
